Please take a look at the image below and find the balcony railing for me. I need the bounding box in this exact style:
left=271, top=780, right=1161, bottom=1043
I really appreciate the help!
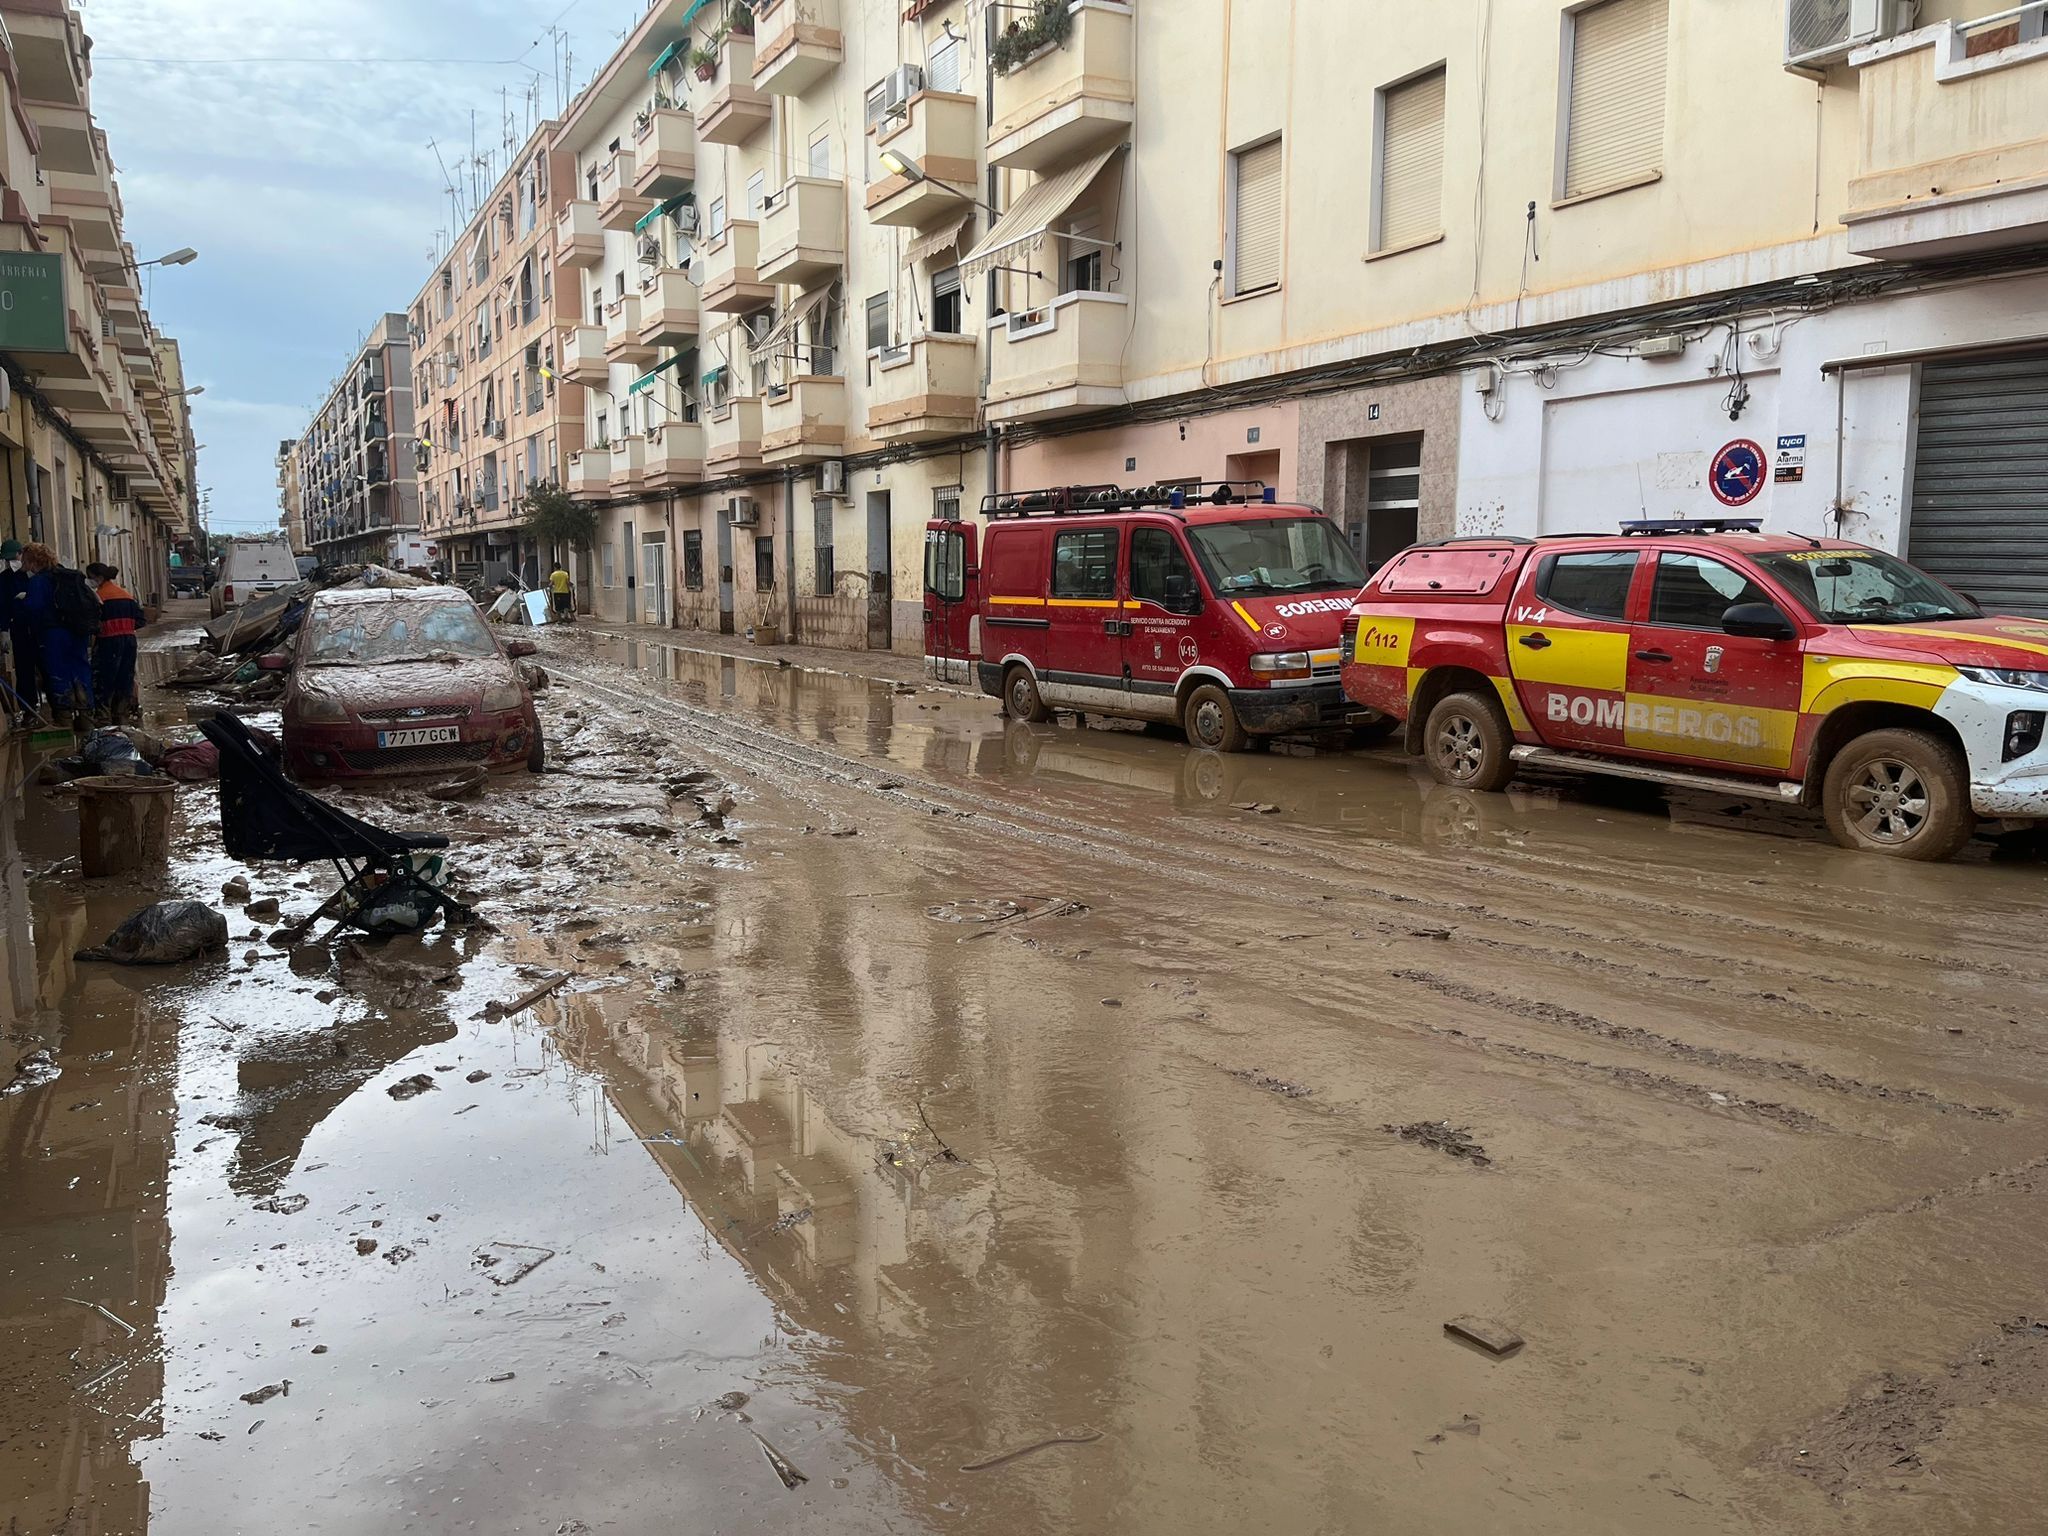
left=555, top=199, right=605, bottom=269
left=696, top=32, right=771, bottom=146
left=752, top=0, right=844, bottom=96
left=568, top=447, right=613, bottom=499
left=608, top=433, right=648, bottom=489
left=866, top=88, right=980, bottom=229
left=638, top=267, right=702, bottom=346
left=644, top=422, right=707, bottom=488
left=704, top=396, right=764, bottom=472
left=988, top=0, right=1134, bottom=172
left=761, top=374, right=847, bottom=464
left=699, top=220, right=776, bottom=314
left=758, top=177, right=846, bottom=287
left=597, top=150, right=655, bottom=232
left=984, top=289, right=1128, bottom=425
left=565, top=324, right=610, bottom=386
left=604, top=294, right=655, bottom=363
left=632, top=108, right=697, bottom=198
left=867, top=333, right=979, bottom=442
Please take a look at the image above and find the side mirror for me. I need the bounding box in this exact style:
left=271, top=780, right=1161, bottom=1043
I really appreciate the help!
left=504, top=638, right=537, bottom=658
left=258, top=652, right=291, bottom=672
left=1722, top=601, right=1796, bottom=641
left=1958, top=591, right=1984, bottom=616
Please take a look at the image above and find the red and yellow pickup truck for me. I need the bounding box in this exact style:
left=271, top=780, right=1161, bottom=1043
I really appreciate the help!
left=1340, top=521, right=2048, bottom=860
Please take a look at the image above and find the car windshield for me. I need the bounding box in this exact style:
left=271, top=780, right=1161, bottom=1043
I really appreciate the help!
left=1754, top=549, right=1976, bottom=625
left=304, top=599, right=498, bottom=665
left=1183, top=516, right=1367, bottom=597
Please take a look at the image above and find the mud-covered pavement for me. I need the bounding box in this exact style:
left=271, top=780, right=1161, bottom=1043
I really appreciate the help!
left=6, top=606, right=2048, bottom=1534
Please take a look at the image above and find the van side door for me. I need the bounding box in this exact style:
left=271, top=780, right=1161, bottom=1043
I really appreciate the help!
left=1504, top=548, right=1646, bottom=751
left=1124, top=523, right=1203, bottom=716
left=1042, top=523, right=1124, bottom=708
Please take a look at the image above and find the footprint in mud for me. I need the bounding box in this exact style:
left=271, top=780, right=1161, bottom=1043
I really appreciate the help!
left=924, top=898, right=1027, bottom=924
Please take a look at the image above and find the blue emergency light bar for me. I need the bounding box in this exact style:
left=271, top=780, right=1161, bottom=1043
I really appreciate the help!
left=1619, top=517, right=1763, bottom=535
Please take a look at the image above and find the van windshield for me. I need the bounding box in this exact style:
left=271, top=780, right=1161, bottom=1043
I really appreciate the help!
left=1753, top=549, right=1975, bottom=625
left=1184, top=517, right=1366, bottom=598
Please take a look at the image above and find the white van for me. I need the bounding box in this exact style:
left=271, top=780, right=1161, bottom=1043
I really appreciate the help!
left=210, top=537, right=300, bottom=617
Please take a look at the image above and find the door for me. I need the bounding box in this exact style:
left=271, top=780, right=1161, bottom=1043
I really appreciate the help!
left=1908, top=347, right=2048, bottom=616
left=1043, top=523, right=1125, bottom=707
left=1504, top=548, right=1643, bottom=752
left=642, top=536, right=667, bottom=625
left=922, top=520, right=978, bottom=684
left=716, top=512, right=735, bottom=634
left=621, top=519, right=635, bottom=619
left=1124, top=523, right=1201, bottom=710
left=1626, top=550, right=1802, bottom=772
left=866, top=490, right=893, bottom=650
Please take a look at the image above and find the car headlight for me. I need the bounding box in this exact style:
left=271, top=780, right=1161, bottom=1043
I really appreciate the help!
left=1957, top=666, right=2048, bottom=694
left=295, top=687, right=349, bottom=723
left=1248, top=650, right=1311, bottom=677
left=481, top=681, right=524, bottom=713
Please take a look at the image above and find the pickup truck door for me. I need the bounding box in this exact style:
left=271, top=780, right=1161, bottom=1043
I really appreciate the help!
left=1626, top=551, right=1802, bottom=773
left=1504, top=549, right=1645, bottom=751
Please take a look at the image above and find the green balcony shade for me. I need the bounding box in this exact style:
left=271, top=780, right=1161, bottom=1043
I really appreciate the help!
left=701, top=363, right=728, bottom=387
left=633, top=192, right=691, bottom=235
left=629, top=354, right=689, bottom=396
left=648, top=39, right=685, bottom=77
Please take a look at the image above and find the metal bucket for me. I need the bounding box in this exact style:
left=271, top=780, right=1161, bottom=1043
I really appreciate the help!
left=75, top=775, right=176, bottom=878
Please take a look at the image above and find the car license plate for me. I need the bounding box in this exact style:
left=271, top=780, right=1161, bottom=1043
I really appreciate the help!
left=377, top=725, right=461, bottom=748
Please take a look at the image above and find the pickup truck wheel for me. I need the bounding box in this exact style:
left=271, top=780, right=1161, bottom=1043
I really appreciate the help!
left=1003, top=665, right=1052, bottom=724
left=1422, top=690, right=1515, bottom=793
left=1183, top=684, right=1249, bottom=752
left=1821, top=728, right=1973, bottom=861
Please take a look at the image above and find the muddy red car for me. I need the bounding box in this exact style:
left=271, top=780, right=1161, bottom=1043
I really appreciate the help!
left=280, top=586, right=543, bottom=780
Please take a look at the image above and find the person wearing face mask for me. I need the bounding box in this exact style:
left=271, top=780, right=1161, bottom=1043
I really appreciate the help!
left=0, top=538, right=40, bottom=728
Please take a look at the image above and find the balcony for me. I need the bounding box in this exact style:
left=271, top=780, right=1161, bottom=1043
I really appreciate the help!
left=1843, top=14, right=2048, bottom=260
left=645, top=422, right=706, bottom=489
left=761, top=375, right=847, bottom=464
left=638, top=268, right=701, bottom=346
left=758, top=177, right=846, bottom=287
left=597, top=152, right=655, bottom=232
left=7, top=3, right=86, bottom=107
left=47, top=168, right=121, bottom=264
left=695, top=33, right=772, bottom=146
left=605, top=294, right=655, bottom=364
left=988, top=0, right=1135, bottom=172
left=568, top=447, right=613, bottom=500
left=609, top=434, right=647, bottom=491
left=704, top=397, right=764, bottom=473
left=556, top=200, right=605, bottom=268
left=699, top=220, right=776, bottom=314
left=984, top=289, right=1128, bottom=425
left=866, top=90, right=981, bottom=228
left=631, top=108, right=697, bottom=198
left=751, top=0, right=843, bottom=96
left=564, top=324, right=610, bottom=387
left=867, top=333, right=979, bottom=442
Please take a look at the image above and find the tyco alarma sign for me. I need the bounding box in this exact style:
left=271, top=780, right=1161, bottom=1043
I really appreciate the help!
left=0, top=253, right=67, bottom=353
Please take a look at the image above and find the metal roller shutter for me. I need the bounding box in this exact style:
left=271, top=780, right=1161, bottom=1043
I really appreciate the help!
left=1563, top=0, right=1667, bottom=199
left=1231, top=137, right=1283, bottom=295
left=1909, top=347, right=2048, bottom=616
left=1379, top=69, right=1445, bottom=252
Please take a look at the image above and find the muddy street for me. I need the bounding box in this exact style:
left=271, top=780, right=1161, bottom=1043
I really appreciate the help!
left=6, top=608, right=2048, bottom=1535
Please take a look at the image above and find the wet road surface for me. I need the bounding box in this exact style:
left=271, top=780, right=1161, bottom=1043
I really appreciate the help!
left=5, top=610, right=2048, bottom=1534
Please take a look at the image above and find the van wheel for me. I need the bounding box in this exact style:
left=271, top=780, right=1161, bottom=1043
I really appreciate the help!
left=1183, top=684, right=1249, bottom=752
left=1003, top=665, right=1051, bottom=724
left=1821, top=728, right=1972, bottom=861
left=1422, top=690, right=1515, bottom=792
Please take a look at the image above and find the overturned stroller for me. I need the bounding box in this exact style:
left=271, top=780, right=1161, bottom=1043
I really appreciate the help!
left=199, top=713, right=474, bottom=937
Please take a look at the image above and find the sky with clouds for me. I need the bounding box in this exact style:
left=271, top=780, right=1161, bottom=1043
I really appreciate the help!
left=88, top=0, right=651, bottom=531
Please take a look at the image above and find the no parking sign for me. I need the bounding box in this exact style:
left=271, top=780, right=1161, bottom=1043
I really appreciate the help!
left=1709, top=439, right=1767, bottom=507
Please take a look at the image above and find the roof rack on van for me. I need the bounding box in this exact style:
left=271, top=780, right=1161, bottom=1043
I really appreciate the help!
left=1619, top=517, right=1763, bottom=535
left=980, top=480, right=1276, bottom=519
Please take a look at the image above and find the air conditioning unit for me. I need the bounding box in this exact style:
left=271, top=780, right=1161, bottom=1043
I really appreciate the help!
left=881, top=63, right=925, bottom=117
left=1784, top=0, right=1903, bottom=69
left=728, top=495, right=760, bottom=527
left=818, top=459, right=846, bottom=496
left=637, top=235, right=662, bottom=263
left=674, top=203, right=700, bottom=236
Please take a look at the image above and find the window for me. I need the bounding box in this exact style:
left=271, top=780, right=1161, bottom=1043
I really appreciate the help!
left=935, top=487, right=962, bottom=523
left=1065, top=249, right=1103, bottom=294
left=596, top=411, right=609, bottom=446
left=1129, top=527, right=1200, bottom=612
left=602, top=541, right=617, bottom=587
left=814, top=499, right=835, bottom=595
left=707, top=196, right=726, bottom=239
left=1373, top=67, right=1446, bottom=253
left=926, top=525, right=966, bottom=601
left=1051, top=528, right=1118, bottom=599
left=683, top=530, right=704, bottom=590
left=745, top=171, right=766, bottom=218
left=590, top=286, right=603, bottom=325
left=1560, top=0, right=1668, bottom=200
left=1536, top=550, right=1638, bottom=620
left=1226, top=135, right=1283, bottom=296
left=808, top=132, right=831, bottom=178
left=754, top=535, right=775, bottom=591
left=1360, top=435, right=1422, bottom=571
left=1648, top=552, right=1773, bottom=630
left=931, top=266, right=963, bottom=334
left=928, top=32, right=963, bottom=93
left=865, top=292, right=890, bottom=352
left=614, top=271, right=627, bottom=300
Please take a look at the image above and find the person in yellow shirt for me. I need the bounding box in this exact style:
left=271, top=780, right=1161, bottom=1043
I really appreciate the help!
left=547, top=562, right=573, bottom=623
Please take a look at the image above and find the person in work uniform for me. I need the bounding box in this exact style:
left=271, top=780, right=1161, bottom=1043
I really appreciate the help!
left=85, top=562, right=144, bottom=726
left=18, top=541, right=95, bottom=732
left=548, top=561, right=574, bottom=622
left=1, top=537, right=40, bottom=727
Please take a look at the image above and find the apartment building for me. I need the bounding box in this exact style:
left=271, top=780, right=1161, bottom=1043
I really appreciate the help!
left=407, top=124, right=585, bottom=586
left=542, top=0, right=2048, bottom=642
left=288, top=314, right=421, bottom=566
left=275, top=438, right=304, bottom=555
left=0, top=0, right=201, bottom=604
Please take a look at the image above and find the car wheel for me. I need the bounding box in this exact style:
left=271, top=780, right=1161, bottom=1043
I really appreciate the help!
left=1422, top=690, right=1515, bottom=792
left=1003, top=665, right=1051, bottom=724
left=1821, top=728, right=1972, bottom=861
left=1183, top=683, right=1249, bottom=753
left=526, top=726, right=546, bottom=773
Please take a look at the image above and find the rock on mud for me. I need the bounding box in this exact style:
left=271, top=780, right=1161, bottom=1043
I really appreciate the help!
left=75, top=900, right=229, bottom=965
left=387, top=1074, right=438, bottom=1100
left=1, top=1048, right=61, bottom=1098
left=1385, top=1121, right=1492, bottom=1166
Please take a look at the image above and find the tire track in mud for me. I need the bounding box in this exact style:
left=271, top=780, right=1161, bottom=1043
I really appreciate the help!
left=1786, top=1153, right=2048, bottom=1251
left=1388, top=969, right=2009, bottom=1120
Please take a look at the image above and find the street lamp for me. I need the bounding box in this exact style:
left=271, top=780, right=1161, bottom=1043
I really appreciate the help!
left=171, top=385, right=205, bottom=399
left=88, top=247, right=200, bottom=278
left=876, top=150, right=997, bottom=217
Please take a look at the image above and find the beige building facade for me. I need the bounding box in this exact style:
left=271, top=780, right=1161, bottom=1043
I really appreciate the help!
left=531, top=0, right=2048, bottom=639
left=0, top=0, right=200, bottom=604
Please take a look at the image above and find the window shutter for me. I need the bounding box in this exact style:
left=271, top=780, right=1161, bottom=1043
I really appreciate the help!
left=1378, top=69, right=1445, bottom=251
left=1564, top=0, right=1667, bottom=199
left=929, top=34, right=963, bottom=93
left=1232, top=137, right=1283, bottom=294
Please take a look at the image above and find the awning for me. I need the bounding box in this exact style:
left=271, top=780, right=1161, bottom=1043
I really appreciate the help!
left=748, top=286, right=833, bottom=367
left=905, top=211, right=972, bottom=268
left=959, top=146, right=1124, bottom=283
left=629, top=352, right=690, bottom=396
left=634, top=192, right=691, bottom=235
left=701, top=362, right=728, bottom=387
left=648, top=38, right=686, bottom=77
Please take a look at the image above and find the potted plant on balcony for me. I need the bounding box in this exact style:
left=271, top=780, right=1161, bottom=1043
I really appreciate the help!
left=727, top=1, right=755, bottom=36
left=992, top=0, right=1072, bottom=75
left=690, top=43, right=719, bottom=80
